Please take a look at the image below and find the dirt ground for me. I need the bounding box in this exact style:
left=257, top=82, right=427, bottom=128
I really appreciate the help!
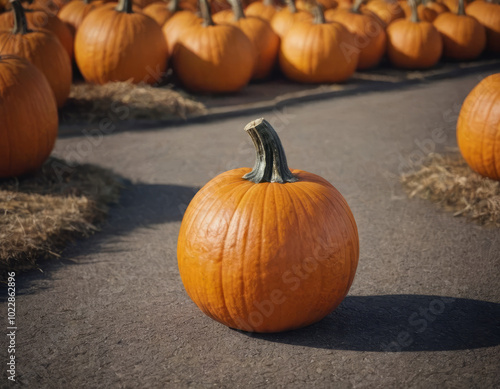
left=1, top=71, right=499, bottom=388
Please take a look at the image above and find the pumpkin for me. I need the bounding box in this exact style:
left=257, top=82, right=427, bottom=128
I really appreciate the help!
left=325, top=0, right=386, bottom=69
left=400, top=0, right=438, bottom=21
left=0, top=6, right=74, bottom=57
left=58, top=0, right=102, bottom=35
left=279, top=4, right=358, bottom=83
left=296, top=0, right=338, bottom=10
left=0, top=0, right=71, bottom=107
left=386, top=0, right=442, bottom=68
left=457, top=73, right=500, bottom=180
left=74, top=0, right=168, bottom=84
left=173, top=0, right=255, bottom=92
left=466, top=0, right=500, bottom=53
left=245, top=0, right=277, bottom=21
left=270, top=0, right=312, bottom=38
left=364, top=0, right=405, bottom=25
left=133, top=0, right=156, bottom=8
left=423, top=0, right=448, bottom=14
left=433, top=0, right=486, bottom=60
left=439, top=0, right=470, bottom=12
left=162, top=6, right=200, bottom=50
left=143, top=0, right=196, bottom=26
left=0, top=55, right=58, bottom=178
left=213, top=0, right=278, bottom=80
left=177, top=118, right=359, bottom=333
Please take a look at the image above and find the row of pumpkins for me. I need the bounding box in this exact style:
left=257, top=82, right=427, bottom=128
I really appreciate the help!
left=0, top=0, right=498, bottom=100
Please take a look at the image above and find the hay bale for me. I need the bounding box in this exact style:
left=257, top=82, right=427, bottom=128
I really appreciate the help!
left=401, top=153, right=500, bottom=227
left=0, top=158, right=123, bottom=276
left=61, top=82, right=207, bottom=124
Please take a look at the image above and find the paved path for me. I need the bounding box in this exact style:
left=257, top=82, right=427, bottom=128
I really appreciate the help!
left=3, top=71, right=500, bottom=388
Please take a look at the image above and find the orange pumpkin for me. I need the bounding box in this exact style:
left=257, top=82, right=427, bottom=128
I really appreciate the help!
left=439, top=0, right=470, bottom=13
left=133, top=0, right=156, bottom=7
left=433, top=0, right=486, bottom=60
left=0, top=55, right=58, bottom=178
left=58, top=0, right=102, bottom=35
left=400, top=0, right=438, bottom=21
left=74, top=0, right=168, bottom=84
left=457, top=73, right=500, bottom=180
left=364, top=0, right=405, bottom=25
left=296, top=0, right=338, bottom=10
left=213, top=0, right=278, bottom=80
left=245, top=0, right=277, bottom=21
left=178, top=118, right=359, bottom=333
left=466, top=0, right=500, bottom=53
left=143, top=0, right=196, bottom=26
left=173, top=0, right=255, bottom=92
left=271, top=0, right=312, bottom=38
left=162, top=6, right=200, bottom=50
left=325, top=0, right=386, bottom=69
left=0, top=6, right=74, bottom=58
left=279, top=4, right=358, bottom=83
left=0, top=0, right=71, bottom=107
left=386, top=0, right=442, bottom=68
left=423, top=0, right=448, bottom=14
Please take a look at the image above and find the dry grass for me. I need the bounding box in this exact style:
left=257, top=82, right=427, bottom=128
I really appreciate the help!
left=401, top=153, right=500, bottom=227
left=61, top=82, right=207, bottom=124
left=0, top=157, right=123, bottom=277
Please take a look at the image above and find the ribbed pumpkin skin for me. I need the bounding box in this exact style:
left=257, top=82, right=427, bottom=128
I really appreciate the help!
left=466, top=1, right=500, bottom=53
left=325, top=9, right=386, bottom=70
left=75, top=4, right=168, bottom=84
left=0, top=56, right=58, bottom=178
left=433, top=13, right=486, bottom=60
left=143, top=2, right=175, bottom=25
left=162, top=11, right=200, bottom=52
left=280, top=20, right=358, bottom=83
left=177, top=168, right=359, bottom=333
left=0, top=10, right=74, bottom=58
left=245, top=1, right=276, bottom=21
left=0, top=29, right=71, bottom=107
left=457, top=73, right=500, bottom=180
left=173, top=23, right=255, bottom=92
left=386, top=19, right=442, bottom=69
left=58, top=0, right=103, bottom=35
left=213, top=12, right=279, bottom=80
left=364, top=0, right=405, bottom=26
left=271, top=7, right=312, bottom=38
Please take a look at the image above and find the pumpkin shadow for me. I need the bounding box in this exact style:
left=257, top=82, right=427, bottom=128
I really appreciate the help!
left=244, top=295, right=500, bottom=352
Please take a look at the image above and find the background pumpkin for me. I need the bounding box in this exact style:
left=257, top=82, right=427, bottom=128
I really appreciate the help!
left=0, top=0, right=71, bottom=107
left=58, top=0, right=102, bottom=35
left=74, top=0, right=168, bottom=84
left=173, top=0, right=255, bottom=92
left=457, top=73, right=500, bottom=180
left=213, top=0, right=278, bottom=80
left=279, top=4, right=358, bottom=83
left=0, top=55, right=58, bottom=178
left=433, top=0, right=486, bottom=60
left=177, top=118, right=359, bottom=333
left=270, top=0, right=312, bottom=38
left=364, top=0, right=405, bottom=25
left=325, top=0, right=387, bottom=70
left=0, top=6, right=74, bottom=58
left=143, top=0, right=196, bottom=26
left=466, top=0, right=500, bottom=53
left=400, top=0, right=438, bottom=21
left=245, top=0, right=277, bottom=21
left=161, top=5, right=200, bottom=51
left=386, top=0, right=442, bottom=68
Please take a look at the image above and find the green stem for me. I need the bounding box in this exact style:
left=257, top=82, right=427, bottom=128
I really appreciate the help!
left=243, top=119, right=297, bottom=184
left=167, top=0, right=180, bottom=12
left=408, top=0, right=419, bottom=22
left=457, top=0, right=465, bottom=15
left=199, top=0, right=214, bottom=26
left=116, top=0, right=133, bottom=13
left=351, top=0, right=364, bottom=13
left=286, top=0, right=297, bottom=13
left=10, top=0, right=28, bottom=35
left=229, top=0, right=245, bottom=20
left=312, top=3, right=325, bottom=24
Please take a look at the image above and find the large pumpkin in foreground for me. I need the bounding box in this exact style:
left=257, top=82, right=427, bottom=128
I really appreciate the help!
left=0, top=55, right=58, bottom=178
left=177, top=118, right=359, bottom=333
left=457, top=73, right=500, bottom=181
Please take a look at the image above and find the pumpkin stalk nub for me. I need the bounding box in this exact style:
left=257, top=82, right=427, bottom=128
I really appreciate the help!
left=286, top=0, right=297, bottom=13
left=10, top=0, right=29, bottom=35
left=457, top=0, right=465, bottom=15
left=312, top=4, right=326, bottom=24
left=167, top=0, right=180, bottom=12
left=352, top=0, right=364, bottom=13
left=243, top=118, right=297, bottom=184
left=228, top=0, right=245, bottom=20
left=116, top=0, right=133, bottom=13
left=199, top=0, right=215, bottom=26
left=408, top=0, right=419, bottom=22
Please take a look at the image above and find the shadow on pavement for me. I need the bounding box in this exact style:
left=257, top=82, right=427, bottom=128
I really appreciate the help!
left=246, top=295, right=500, bottom=352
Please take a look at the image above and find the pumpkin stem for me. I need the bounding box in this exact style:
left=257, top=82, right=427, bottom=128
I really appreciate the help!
left=312, top=3, right=325, bottom=24
left=10, top=0, right=29, bottom=35
left=229, top=0, right=245, bottom=20
left=199, top=0, right=214, bottom=26
left=285, top=0, right=297, bottom=13
left=263, top=0, right=274, bottom=6
left=351, top=0, right=364, bottom=13
left=243, top=118, right=297, bottom=184
left=167, top=0, right=180, bottom=12
left=116, top=0, right=133, bottom=13
left=83, top=0, right=90, bottom=4
left=457, top=0, right=465, bottom=14
left=408, top=0, right=419, bottom=22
